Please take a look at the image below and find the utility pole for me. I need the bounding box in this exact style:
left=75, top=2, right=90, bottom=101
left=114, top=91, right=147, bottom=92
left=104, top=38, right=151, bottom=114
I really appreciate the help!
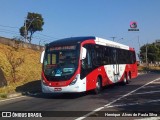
left=137, top=36, right=141, bottom=64
left=137, top=36, right=140, bottom=48
left=146, top=43, right=148, bottom=67
left=24, top=18, right=27, bottom=43
left=110, top=37, right=116, bottom=41
left=24, top=17, right=39, bottom=43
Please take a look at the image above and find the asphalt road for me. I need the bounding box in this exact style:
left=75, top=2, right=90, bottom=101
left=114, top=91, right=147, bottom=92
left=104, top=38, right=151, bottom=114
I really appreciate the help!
left=0, top=72, right=160, bottom=120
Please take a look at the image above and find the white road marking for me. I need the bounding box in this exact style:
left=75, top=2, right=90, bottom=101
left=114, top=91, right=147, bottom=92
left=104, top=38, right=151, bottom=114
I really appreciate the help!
left=75, top=107, right=105, bottom=120
left=75, top=77, right=160, bottom=120
left=142, top=86, right=158, bottom=88
left=0, top=96, right=26, bottom=103
left=152, top=82, right=160, bottom=84
left=132, top=90, right=160, bottom=95
left=107, top=99, right=160, bottom=108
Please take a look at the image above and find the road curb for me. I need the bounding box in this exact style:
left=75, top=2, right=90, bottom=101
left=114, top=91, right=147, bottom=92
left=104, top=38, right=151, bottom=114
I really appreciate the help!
left=7, top=93, right=23, bottom=98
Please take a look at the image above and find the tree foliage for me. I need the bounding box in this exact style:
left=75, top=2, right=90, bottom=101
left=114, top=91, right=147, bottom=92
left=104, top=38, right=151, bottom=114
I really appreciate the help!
left=140, top=43, right=160, bottom=63
left=19, top=12, right=44, bottom=43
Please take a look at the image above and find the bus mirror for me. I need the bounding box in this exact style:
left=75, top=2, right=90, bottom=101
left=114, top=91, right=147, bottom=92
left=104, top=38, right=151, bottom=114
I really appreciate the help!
left=40, top=51, right=45, bottom=63
left=81, top=47, right=87, bottom=60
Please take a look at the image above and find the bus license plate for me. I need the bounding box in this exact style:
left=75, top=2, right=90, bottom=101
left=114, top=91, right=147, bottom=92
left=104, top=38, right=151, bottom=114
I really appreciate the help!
left=54, top=88, right=62, bottom=91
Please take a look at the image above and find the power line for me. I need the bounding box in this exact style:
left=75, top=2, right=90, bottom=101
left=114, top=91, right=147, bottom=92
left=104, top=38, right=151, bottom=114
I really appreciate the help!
left=0, top=24, right=58, bottom=40
left=0, top=24, right=61, bottom=45
left=110, top=37, right=116, bottom=41
left=37, top=33, right=58, bottom=39
left=0, top=24, right=19, bottom=29
left=33, top=36, right=53, bottom=42
left=0, top=30, right=19, bottom=35
left=0, top=29, right=53, bottom=42
left=0, top=28, right=18, bottom=33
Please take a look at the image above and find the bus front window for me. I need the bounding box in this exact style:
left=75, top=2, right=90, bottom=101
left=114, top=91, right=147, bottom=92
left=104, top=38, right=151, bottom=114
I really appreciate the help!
left=43, top=45, right=79, bottom=81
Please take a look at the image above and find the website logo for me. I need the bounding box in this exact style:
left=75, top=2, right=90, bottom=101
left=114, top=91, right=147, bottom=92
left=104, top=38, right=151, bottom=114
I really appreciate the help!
left=128, top=21, right=139, bottom=31
left=130, top=21, right=137, bottom=28
left=2, top=112, right=11, bottom=117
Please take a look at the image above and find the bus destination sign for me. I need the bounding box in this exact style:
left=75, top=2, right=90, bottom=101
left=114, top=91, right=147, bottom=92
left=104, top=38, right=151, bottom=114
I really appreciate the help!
left=49, top=45, right=76, bottom=51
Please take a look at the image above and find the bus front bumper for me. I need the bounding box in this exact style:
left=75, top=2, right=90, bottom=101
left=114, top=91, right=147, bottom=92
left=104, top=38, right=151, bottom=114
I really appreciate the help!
left=41, top=82, right=86, bottom=93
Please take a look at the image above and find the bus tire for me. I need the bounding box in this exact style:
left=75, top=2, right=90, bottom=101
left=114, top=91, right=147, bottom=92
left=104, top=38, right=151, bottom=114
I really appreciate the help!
left=129, top=72, right=131, bottom=80
left=122, top=73, right=129, bottom=85
left=94, top=77, right=102, bottom=94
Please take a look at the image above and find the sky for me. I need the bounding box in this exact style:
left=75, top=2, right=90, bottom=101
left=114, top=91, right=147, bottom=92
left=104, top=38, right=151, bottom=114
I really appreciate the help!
left=0, top=0, right=160, bottom=55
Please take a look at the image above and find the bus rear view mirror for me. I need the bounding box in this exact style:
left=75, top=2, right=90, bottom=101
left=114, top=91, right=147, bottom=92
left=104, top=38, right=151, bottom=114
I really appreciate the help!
left=40, top=51, right=45, bottom=63
left=81, top=47, right=87, bottom=60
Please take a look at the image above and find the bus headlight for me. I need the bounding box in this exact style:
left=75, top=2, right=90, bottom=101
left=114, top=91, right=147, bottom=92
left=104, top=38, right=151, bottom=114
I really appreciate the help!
left=42, top=79, right=48, bottom=86
left=70, top=74, right=79, bottom=85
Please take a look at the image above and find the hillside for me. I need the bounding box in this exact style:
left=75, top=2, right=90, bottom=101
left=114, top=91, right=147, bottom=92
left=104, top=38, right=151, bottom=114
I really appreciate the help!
left=0, top=43, right=42, bottom=97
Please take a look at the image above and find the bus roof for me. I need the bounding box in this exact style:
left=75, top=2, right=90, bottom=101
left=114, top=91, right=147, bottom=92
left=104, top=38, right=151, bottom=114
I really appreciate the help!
left=48, top=36, right=95, bottom=46
left=95, top=37, right=130, bottom=50
left=47, top=36, right=132, bottom=50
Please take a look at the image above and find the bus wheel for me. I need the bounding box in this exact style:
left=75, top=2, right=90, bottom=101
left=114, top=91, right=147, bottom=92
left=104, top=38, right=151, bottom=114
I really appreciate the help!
left=122, top=74, right=129, bottom=85
left=94, top=77, right=102, bottom=94
left=128, top=72, right=131, bottom=81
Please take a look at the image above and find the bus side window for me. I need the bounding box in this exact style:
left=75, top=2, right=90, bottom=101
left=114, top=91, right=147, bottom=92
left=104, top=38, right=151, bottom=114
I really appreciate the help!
left=92, top=45, right=99, bottom=66
left=82, top=45, right=92, bottom=69
left=130, top=51, right=136, bottom=64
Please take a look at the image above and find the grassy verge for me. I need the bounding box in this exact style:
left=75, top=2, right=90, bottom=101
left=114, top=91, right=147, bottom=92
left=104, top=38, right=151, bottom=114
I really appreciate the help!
left=0, top=43, right=42, bottom=99
left=138, top=65, right=160, bottom=72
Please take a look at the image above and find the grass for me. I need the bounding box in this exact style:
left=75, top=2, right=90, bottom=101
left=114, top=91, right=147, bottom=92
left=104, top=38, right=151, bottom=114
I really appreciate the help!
left=0, top=43, right=42, bottom=98
left=138, top=65, right=160, bottom=71
left=0, top=93, right=7, bottom=98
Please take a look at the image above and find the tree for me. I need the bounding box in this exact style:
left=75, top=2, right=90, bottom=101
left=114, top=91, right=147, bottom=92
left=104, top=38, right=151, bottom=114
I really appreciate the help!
left=140, top=43, right=159, bottom=63
left=19, top=12, right=44, bottom=43
left=5, top=48, right=25, bottom=83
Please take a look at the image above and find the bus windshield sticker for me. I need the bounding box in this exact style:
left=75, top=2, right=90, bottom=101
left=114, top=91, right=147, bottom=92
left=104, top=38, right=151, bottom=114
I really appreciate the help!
left=55, top=69, right=62, bottom=76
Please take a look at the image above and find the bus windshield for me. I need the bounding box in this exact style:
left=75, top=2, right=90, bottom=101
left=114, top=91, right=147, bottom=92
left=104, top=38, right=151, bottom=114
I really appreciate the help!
left=43, top=45, right=79, bottom=81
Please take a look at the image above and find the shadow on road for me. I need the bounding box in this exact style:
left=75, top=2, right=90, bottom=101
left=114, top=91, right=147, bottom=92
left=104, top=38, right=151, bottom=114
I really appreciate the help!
left=15, top=80, right=87, bottom=99
left=16, top=80, right=41, bottom=93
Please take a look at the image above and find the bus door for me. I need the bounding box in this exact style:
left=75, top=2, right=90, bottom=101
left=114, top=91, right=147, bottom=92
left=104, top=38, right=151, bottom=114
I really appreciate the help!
left=112, top=48, right=119, bottom=82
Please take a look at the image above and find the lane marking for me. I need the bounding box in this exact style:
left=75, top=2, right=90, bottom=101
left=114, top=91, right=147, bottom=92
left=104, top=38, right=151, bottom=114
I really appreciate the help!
left=142, top=86, right=158, bottom=88
left=75, top=107, right=105, bottom=120
left=132, top=90, right=160, bottom=95
left=107, top=99, right=160, bottom=108
left=75, top=77, right=160, bottom=120
left=0, top=96, right=26, bottom=103
left=152, top=82, right=160, bottom=84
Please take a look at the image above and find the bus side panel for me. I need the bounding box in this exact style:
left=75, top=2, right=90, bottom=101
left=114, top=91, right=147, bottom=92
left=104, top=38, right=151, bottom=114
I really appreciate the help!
left=85, top=66, right=109, bottom=91
left=85, top=64, right=128, bottom=91
left=130, top=64, right=138, bottom=79
left=85, top=69, right=98, bottom=91
left=125, top=63, right=138, bottom=79
left=104, top=64, right=127, bottom=84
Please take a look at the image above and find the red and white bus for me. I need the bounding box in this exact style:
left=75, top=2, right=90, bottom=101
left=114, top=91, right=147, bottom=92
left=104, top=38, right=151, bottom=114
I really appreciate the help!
left=40, top=36, right=138, bottom=94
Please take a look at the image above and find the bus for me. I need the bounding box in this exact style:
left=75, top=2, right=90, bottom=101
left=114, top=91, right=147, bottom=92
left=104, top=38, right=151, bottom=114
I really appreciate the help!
left=40, top=36, right=138, bottom=94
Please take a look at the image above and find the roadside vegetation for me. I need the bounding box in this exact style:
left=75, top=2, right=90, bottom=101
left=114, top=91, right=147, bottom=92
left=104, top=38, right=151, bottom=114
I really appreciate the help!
left=0, top=43, right=42, bottom=98
left=138, top=65, right=160, bottom=72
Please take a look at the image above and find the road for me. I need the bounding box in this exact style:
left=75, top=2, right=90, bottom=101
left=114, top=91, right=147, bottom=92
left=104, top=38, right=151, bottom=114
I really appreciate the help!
left=0, top=72, right=160, bottom=120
